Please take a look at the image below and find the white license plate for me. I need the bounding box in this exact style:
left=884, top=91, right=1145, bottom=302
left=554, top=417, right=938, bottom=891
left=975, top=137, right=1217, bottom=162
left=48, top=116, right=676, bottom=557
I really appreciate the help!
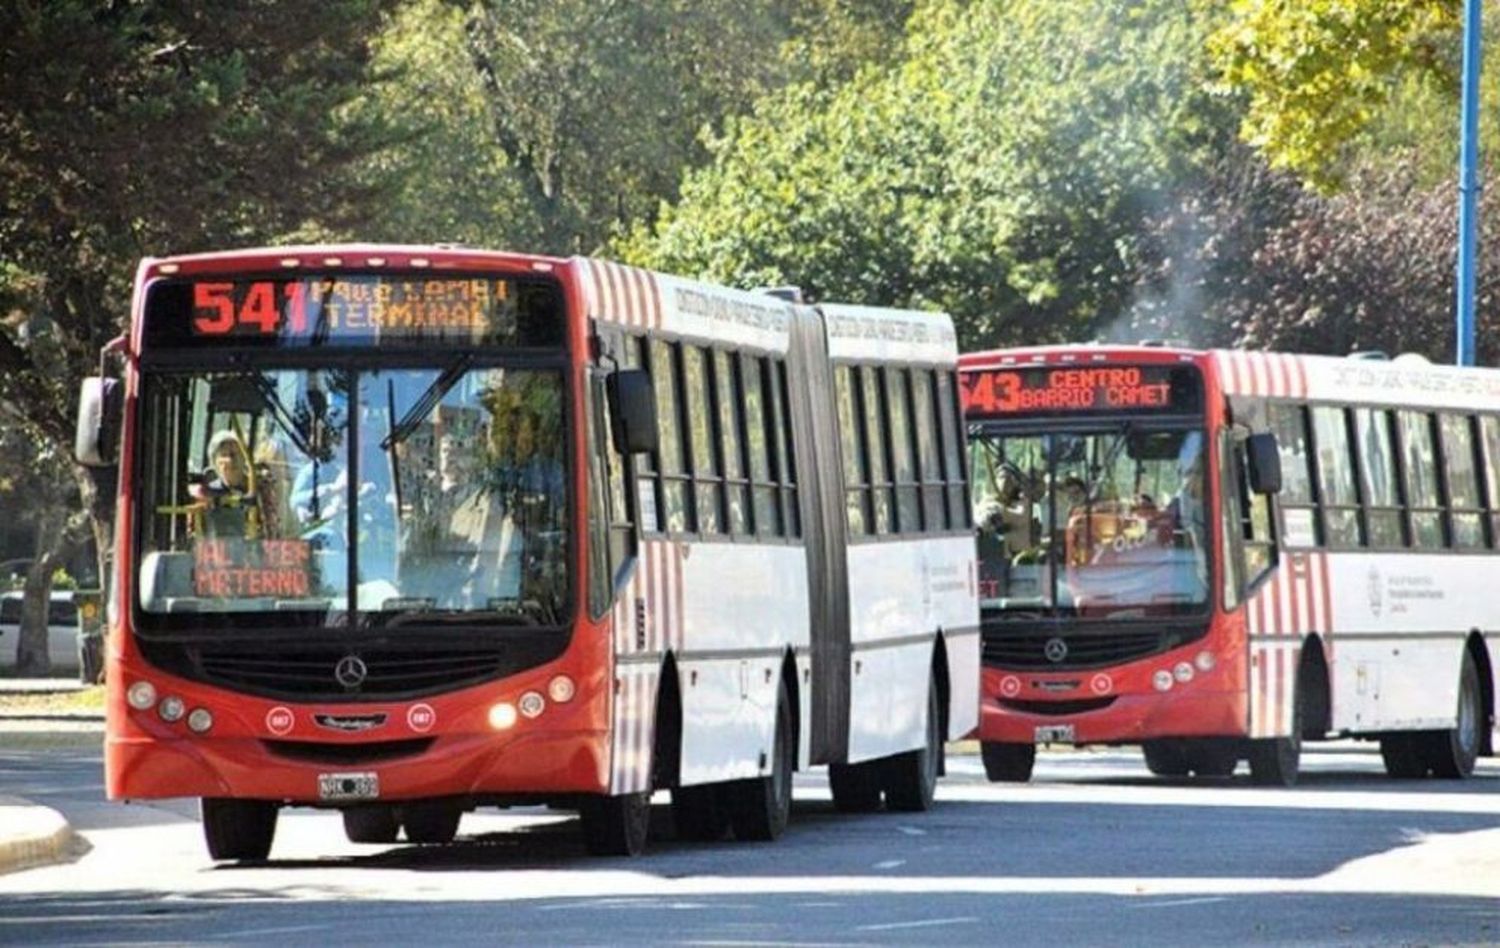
left=318, top=772, right=379, bottom=801
left=1034, top=724, right=1075, bottom=743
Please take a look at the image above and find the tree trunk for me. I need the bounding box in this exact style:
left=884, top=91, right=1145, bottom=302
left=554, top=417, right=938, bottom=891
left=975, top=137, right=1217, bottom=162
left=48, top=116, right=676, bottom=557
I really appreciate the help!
left=15, top=547, right=57, bottom=677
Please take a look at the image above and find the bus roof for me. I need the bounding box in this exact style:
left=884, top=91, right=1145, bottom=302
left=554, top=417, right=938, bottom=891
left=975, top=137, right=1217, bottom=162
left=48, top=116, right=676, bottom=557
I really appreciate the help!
left=961, top=344, right=1500, bottom=413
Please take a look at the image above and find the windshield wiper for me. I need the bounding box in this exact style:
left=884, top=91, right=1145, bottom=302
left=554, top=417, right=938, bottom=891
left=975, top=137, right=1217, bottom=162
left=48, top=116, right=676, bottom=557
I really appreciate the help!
left=380, top=355, right=473, bottom=451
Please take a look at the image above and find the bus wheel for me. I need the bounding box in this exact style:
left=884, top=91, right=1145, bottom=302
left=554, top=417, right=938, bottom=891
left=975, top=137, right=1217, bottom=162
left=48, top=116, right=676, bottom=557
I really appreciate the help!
left=727, top=680, right=794, bottom=841
left=1379, top=734, right=1427, bottom=778
left=981, top=741, right=1036, bottom=782
left=201, top=798, right=277, bottom=862
left=828, top=761, right=882, bottom=812
left=403, top=799, right=462, bottom=844
left=1141, top=740, right=1189, bottom=777
left=1422, top=652, right=1481, bottom=779
left=342, top=804, right=400, bottom=843
left=581, top=791, right=651, bottom=856
left=672, top=784, right=729, bottom=842
left=1249, top=694, right=1302, bottom=787
left=884, top=677, right=941, bottom=812
left=1184, top=740, right=1238, bottom=777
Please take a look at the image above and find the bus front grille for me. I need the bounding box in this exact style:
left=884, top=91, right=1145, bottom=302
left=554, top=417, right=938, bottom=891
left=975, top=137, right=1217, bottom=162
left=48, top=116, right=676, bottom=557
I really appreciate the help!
left=981, top=625, right=1206, bottom=671
left=137, top=639, right=530, bottom=701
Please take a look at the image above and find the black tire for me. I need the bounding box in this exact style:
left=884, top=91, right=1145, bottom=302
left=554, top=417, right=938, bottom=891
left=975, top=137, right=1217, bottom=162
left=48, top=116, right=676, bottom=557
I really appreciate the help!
left=828, top=761, right=883, bottom=812
left=1248, top=690, right=1302, bottom=787
left=342, top=805, right=400, bottom=844
left=981, top=741, right=1036, bottom=782
left=1380, top=733, right=1428, bottom=778
left=726, top=680, right=794, bottom=841
left=1183, top=740, right=1238, bottom=778
left=884, top=678, right=941, bottom=812
left=201, top=798, right=277, bottom=862
left=1421, top=651, right=1482, bottom=779
left=672, top=784, right=729, bottom=842
left=402, top=799, right=462, bottom=844
left=1141, top=740, right=1190, bottom=777
left=581, top=791, right=651, bottom=856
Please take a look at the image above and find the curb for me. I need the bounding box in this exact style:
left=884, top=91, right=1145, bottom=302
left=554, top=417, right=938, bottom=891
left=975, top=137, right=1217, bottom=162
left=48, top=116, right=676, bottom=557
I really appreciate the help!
left=0, top=797, right=85, bottom=875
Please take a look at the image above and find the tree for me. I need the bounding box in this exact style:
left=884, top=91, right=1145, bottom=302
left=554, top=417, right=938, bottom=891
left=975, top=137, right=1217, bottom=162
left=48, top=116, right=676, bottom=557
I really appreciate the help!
left=358, top=0, right=913, bottom=255
left=0, top=0, right=402, bottom=672
left=627, top=0, right=1230, bottom=351
left=1206, top=0, right=1462, bottom=190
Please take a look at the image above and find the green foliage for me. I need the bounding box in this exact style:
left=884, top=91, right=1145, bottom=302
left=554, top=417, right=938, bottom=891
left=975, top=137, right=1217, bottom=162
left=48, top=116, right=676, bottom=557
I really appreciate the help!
left=628, top=0, right=1229, bottom=350
left=358, top=0, right=912, bottom=254
left=1206, top=0, right=1460, bottom=190
left=1, top=0, right=400, bottom=429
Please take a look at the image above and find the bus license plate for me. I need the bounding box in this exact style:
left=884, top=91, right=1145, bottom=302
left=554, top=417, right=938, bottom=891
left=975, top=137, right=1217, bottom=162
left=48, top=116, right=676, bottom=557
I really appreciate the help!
left=1034, top=724, right=1075, bottom=743
left=318, top=772, right=379, bottom=801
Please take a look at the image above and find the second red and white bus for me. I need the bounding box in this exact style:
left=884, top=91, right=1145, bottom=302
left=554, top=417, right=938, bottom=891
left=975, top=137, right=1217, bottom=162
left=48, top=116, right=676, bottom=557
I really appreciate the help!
left=76, top=245, right=978, bottom=860
left=960, top=344, right=1496, bottom=785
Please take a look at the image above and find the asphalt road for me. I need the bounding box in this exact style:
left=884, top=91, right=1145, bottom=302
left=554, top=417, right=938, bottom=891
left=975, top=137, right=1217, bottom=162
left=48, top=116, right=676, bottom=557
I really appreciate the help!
left=1, top=738, right=1497, bottom=946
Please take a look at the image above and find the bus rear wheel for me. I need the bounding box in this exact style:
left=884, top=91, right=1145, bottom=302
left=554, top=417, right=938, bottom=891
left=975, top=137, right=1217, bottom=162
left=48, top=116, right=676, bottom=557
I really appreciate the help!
left=201, top=798, right=277, bottom=862
left=828, top=761, right=883, bottom=812
left=1420, top=651, right=1481, bottom=779
left=981, top=741, right=1036, bottom=782
left=672, top=784, right=729, bottom=841
left=1379, top=734, right=1427, bottom=778
left=342, top=804, right=400, bottom=843
left=581, top=791, right=651, bottom=856
left=884, top=677, right=941, bottom=812
left=726, top=679, right=794, bottom=841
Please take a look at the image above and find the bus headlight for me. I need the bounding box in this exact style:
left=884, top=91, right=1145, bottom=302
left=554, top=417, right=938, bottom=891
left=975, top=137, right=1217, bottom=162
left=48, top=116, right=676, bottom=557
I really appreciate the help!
left=127, top=681, right=157, bottom=711
left=158, top=696, right=186, bottom=722
left=186, top=708, right=214, bottom=733
left=1195, top=650, right=1216, bottom=672
left=488, top=702, right=518, bottom=730
left=519, top=691, right=546, bottom=719
left=1152, top=670, right=1174, bottom=692
left=1174, top=662, right=1194, bottom=683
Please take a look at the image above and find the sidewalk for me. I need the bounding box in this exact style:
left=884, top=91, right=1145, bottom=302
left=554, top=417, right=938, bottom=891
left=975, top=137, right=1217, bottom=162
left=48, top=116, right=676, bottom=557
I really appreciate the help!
left=0, top=679, right=99, bottom=874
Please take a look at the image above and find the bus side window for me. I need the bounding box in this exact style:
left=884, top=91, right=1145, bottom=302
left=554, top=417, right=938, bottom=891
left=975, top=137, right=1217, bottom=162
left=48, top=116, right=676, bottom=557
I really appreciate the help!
left=1268, top=404, right=1317, bottom=546
left=1398, top=410, right=1443, bottom=548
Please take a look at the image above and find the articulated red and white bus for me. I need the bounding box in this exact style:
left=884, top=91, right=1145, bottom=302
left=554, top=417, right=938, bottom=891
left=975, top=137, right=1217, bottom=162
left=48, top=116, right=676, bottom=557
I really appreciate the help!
left=75, top=245, right=978, bottom=861
left=960, top=344, right=1497, bottom=785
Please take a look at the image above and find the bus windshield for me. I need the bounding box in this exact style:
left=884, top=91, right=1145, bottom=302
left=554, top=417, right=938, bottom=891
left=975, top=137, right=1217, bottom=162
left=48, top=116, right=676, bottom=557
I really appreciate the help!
left=135, top=364, right=568, bottom=629
left=969, top=423, right=1209, bottom=619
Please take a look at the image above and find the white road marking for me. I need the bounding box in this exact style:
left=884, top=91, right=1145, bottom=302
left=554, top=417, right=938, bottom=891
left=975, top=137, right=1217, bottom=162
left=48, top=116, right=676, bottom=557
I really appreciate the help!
left=1131, top=897, right=1228, bottom=908
left=857, top=917, right=978, bottom=932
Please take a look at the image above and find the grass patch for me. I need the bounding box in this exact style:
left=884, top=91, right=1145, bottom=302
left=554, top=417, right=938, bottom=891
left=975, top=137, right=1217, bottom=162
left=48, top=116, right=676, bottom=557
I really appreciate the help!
left=0, top=686, right=105, bottom=715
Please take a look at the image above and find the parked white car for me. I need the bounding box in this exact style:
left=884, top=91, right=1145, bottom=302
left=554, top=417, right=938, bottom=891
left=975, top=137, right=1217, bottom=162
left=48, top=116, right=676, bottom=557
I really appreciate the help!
left=0, top=591, right=81, bottom=673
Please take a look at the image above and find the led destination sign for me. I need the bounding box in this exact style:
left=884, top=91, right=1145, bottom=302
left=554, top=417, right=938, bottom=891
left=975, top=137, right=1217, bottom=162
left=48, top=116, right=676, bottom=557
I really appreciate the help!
left=143, top=275, right=563, bottom=349
left=961, top=365, right=1200, bottom=416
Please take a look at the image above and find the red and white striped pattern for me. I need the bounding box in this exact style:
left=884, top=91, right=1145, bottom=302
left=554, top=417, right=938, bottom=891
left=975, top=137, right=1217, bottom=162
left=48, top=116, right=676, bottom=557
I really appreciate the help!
left=1247, top=551, right=1334, bottom=738
left=607, top=540, right=687, bottom=794
left=583, top=258, right=664, bottom=330
left=1214, top=351, right=1309, bottom=400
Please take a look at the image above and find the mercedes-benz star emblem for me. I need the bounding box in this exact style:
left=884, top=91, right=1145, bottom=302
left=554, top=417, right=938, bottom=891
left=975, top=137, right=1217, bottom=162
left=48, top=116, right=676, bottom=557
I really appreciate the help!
left=1043, top=637, right=1069, bottom=664
left=334, top=654, right=368, bottom=689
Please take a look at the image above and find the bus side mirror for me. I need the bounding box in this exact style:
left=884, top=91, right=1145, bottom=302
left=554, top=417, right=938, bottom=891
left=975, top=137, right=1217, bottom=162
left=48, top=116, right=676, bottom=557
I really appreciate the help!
left=607, top=368, right=658, bottom=455
left=75, top=377, right=122, bottom=467
left=1246, top=432, right=1281, bottom=495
